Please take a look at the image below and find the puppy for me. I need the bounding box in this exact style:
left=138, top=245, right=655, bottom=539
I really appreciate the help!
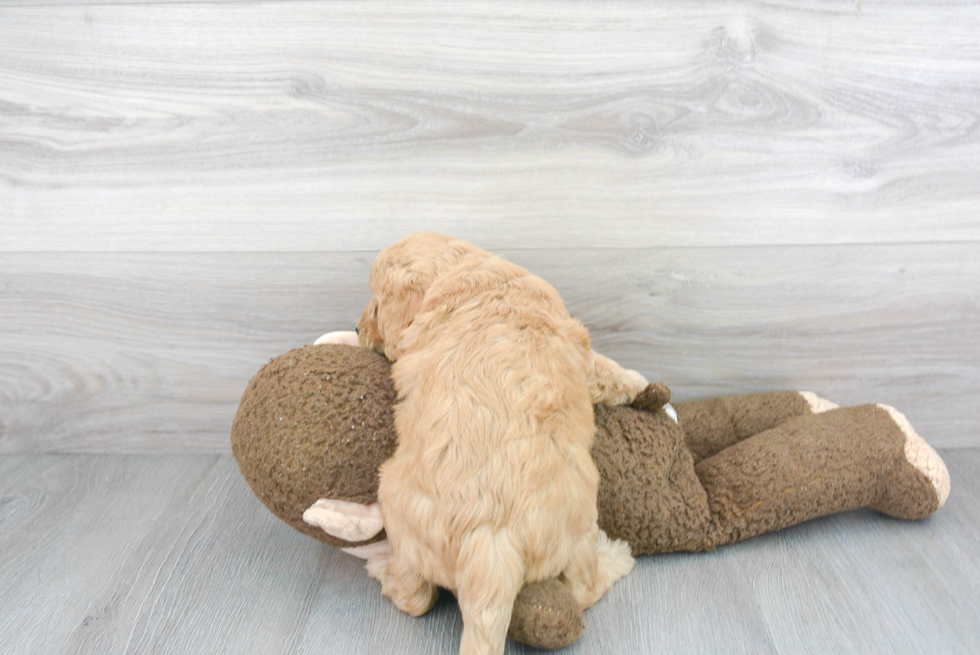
left=358, top=233, right=648, bottom=655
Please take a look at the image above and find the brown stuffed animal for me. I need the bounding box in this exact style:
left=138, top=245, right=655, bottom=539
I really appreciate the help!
left=231, top=335, right=950, bottom=650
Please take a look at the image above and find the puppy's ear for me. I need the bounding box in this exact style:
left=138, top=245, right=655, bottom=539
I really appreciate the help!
left=377, top=269, right=426, bottom=360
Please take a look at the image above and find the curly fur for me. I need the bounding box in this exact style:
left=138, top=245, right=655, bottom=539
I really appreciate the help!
left=358, top=233, right=643, bottom=655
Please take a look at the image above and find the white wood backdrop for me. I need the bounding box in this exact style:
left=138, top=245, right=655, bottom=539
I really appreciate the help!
left=1, top=0, right=978, bottom=452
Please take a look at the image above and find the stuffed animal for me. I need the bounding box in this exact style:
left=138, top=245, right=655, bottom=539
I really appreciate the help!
left=231, top=333, right=950, bottom=650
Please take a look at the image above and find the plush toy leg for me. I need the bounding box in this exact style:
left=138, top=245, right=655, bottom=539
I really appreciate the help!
left=693, top=404, right=949, bottom=549
left=674, top=391, right=835, bottom=462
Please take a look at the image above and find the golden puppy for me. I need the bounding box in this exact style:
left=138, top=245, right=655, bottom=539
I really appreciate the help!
left=358, top=233, right=647, bottom=655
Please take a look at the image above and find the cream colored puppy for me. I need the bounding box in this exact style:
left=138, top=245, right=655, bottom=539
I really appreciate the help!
left=358, top=233, right=647, bottom=655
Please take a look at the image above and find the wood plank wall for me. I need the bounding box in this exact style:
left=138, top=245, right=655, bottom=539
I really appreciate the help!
left=2, top=1, right=978, bottom=452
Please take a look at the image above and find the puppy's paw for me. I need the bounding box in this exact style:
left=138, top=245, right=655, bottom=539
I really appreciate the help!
left=367, top=554, right=439, bottom=617
left=621, top=369, right=651, bottom=404
left=594, top=530, right=635, bottom=588
left=604, top=368, right=649, bottom=406
left=365, top=552, right=390, bottom=583
left=342, top=540, right=392, bottom=560
left=588, top=351, right=651, bottom=406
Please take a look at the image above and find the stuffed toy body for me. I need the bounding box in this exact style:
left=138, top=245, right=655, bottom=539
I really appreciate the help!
left=231, top=334, right=950, bottom=650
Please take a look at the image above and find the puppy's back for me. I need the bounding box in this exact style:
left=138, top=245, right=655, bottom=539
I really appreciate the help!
left=385, top=255, right=597, bottom=567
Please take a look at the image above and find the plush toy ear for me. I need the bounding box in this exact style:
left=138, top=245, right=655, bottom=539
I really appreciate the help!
left=314, top=330, right=360, bottom=346
left=302, top=499, right=385, bottom=542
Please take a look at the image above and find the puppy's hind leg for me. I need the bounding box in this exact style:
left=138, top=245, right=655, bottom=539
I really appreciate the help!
left=366, top=551, right=439, bottom=617
left=561, top=529, right=634, bottom=610
left=455, top=527, right=525, bottom=655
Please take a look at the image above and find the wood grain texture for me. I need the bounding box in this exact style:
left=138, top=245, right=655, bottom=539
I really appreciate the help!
left=0, top=251, right=372, bottom=453
left=1, top=1, right=979, bottom=250
left=2, top=244, right=977, bottom=453
left=1, top=451, right=977, bottom=654
left=2, top=4, right=975, bottom=649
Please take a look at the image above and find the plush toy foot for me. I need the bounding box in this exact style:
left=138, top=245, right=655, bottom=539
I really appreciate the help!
left=508, top=579, right=585, bottom=650
left=871, top=404, right=950, bottom=518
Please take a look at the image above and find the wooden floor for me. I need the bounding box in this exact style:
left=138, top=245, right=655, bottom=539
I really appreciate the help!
left=1, top=450, right=977, bottom=654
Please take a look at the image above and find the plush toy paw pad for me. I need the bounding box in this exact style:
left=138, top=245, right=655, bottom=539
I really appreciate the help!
left=877, top=404, right=950, bottom=507
left=799, top=391, right=840, bottom=414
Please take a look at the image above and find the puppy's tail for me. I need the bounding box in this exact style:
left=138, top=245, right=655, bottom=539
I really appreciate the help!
left=455, top=527, right=525, bottom=655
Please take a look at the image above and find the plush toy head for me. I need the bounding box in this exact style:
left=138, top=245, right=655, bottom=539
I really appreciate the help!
left=231, top=344, right=398, bottom=549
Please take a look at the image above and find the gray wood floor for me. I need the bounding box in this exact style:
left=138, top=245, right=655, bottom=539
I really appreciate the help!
left=1, top=450, right=977, bottom=655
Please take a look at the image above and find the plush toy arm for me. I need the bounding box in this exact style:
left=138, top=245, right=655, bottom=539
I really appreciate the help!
left=588, top=351, right=649, bottom=406
left=630, top=382, right=671, bottom=411
left=627, top=382, right=679, bottom=423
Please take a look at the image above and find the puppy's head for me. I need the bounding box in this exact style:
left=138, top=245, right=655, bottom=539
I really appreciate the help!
left=358, top=232, right=484, bottom=360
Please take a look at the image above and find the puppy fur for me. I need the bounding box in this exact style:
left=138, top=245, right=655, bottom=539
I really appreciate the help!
left=358, top=233, right=645, bottom=655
